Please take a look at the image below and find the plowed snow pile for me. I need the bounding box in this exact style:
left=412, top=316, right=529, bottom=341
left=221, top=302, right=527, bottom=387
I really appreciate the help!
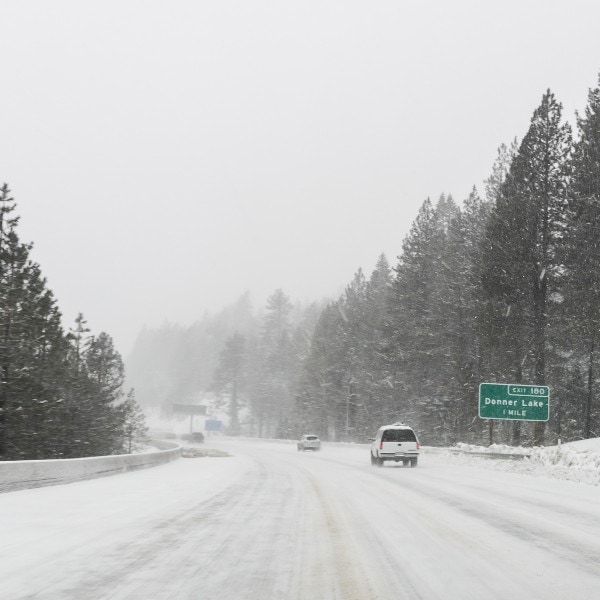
left=437, top=438, right=600, bottom=486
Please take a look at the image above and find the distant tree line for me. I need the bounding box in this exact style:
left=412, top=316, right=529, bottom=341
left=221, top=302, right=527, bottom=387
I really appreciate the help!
left=0, top=185, right=146, bottom=460
left=130, top=76, right=600, bottom=447
left=294, top=80, right=600, bottom=446
left=127, top=290, right=321, bottom=439
left=210, top=289, right=322, bottom=438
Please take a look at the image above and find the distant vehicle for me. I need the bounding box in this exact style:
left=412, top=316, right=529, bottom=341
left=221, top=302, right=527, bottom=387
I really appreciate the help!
left=297, top=434, right=321, bottom=451
left=370, top=423, right=420, bottom=467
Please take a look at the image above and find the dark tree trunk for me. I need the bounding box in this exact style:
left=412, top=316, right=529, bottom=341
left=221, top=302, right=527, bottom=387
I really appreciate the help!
left=532, top=267, right=547, bottom=446
left=585, top=339, right=594, bottom=439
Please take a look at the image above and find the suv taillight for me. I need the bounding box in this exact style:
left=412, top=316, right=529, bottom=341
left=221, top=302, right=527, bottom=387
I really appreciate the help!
left=416, top=442, right=420, bottom=449
left=379, top=441, right=383, bottom=450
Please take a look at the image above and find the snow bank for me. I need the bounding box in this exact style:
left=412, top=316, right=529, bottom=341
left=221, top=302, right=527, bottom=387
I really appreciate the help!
left=518, top=439, right=600, bottom=485
left=432, top=438, right=600, bottom=486
left=0, top=440, right=181, bottom=493
left=452, top=442, right=532, bottom=455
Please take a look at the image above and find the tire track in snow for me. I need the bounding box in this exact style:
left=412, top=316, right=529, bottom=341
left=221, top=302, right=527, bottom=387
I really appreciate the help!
left=301, top=472, right=380, bottom=599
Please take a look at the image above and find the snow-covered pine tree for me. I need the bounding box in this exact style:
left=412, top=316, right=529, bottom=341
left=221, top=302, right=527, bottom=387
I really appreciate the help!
left=212, top=331, right=247, bottom=435
left=252, top=289, right=295, bottom=437
left=121, top=389, right=148, bottom=453
left=295, top=303, right=347, bottom=439
left=563, top=74, right=600, bottom=439
left=440, top=188, right=492, bottom=444
left=387, top=197, right=455, bottom=443
left=84, top=332, right=126, bottom=454
left=361, top=255, right=394, bottom=434
left=0, top=185, right=71, bottom=459
left=483, top=91, right=572, bottom=445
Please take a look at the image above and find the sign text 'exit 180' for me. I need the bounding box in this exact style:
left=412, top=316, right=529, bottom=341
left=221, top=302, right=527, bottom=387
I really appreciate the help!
left=479, top=383, right=549, bottom=422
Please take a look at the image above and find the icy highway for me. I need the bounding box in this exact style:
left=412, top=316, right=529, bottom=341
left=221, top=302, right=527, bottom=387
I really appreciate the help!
left=3, top=440, right=600, bottom=599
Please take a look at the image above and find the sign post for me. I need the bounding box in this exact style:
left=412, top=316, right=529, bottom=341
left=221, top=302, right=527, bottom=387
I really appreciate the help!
left=172, top=404, right=207, bottom=436
left=479, top=383, right=549, bottom=422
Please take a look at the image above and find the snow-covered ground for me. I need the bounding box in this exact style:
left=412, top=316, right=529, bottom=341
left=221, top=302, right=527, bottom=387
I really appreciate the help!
left=2, top=439, right=600, bottom=599
left=437, top=437, right=600, bottom=486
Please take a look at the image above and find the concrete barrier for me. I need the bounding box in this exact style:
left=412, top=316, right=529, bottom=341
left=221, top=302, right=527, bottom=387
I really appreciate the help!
left=0, top=440, right=181, bottom=493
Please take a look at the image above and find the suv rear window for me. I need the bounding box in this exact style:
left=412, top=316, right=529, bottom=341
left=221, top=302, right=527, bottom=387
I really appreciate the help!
left=381, top=429, right=416, bottom=442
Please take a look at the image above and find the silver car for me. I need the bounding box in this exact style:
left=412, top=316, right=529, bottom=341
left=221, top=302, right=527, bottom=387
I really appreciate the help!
left=297, top=434, right=321, bottom=451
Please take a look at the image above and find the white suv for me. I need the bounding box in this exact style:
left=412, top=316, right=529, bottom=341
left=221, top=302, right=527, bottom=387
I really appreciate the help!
left=370, top=423, right=420, bottom=467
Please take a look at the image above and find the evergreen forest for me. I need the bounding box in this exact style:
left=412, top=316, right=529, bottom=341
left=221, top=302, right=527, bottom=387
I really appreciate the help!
left=6, top=78, right=600, bottom=456
left=130, top=79, right=600, bottom=447
left=0, top=185, right=146, bottom=460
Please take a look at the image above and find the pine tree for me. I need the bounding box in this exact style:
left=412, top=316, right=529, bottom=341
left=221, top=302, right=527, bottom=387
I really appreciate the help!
left=483, top=91, right=572, bottom=445
left=295, top=303, right=347, bottom=439
left=0, top=186, right=135, bottom=459
left=85, top=331, right=126, bottom=454
left=0, top=185, right=72, bottom=459
left=387, top=197, right=459, bottom=444
left=62, top=313, right=93, bottom=457
left=0, top=184, right=18, bottom=456
left=485, top=140, right=519, bottom=204
left=212, top=331, right=247, bottom=434
left=287, top=301, right=323, bottom=435
left=440, top=189, right=492, bottom=443
left=59, top=316, right=127, bottom=457
left=336, top=269, right=368, bottom=439
left=252, top=289, right=295, bottom=437
left=360, top=255, right=393, bottom=433
left=121, top=389, right=148, bottom=453
left=564, top=74, right=600, bottom=438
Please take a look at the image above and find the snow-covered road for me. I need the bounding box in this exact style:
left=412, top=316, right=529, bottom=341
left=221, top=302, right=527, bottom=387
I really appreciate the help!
left=2, top=439, right=600, bottom=599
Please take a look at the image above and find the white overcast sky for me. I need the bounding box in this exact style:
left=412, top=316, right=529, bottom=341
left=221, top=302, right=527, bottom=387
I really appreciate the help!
left=1, top=0, right=600, bottom=356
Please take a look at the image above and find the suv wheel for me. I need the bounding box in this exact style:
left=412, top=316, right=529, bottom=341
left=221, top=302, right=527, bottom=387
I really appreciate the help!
left=410, top=458, right=418, bottom=468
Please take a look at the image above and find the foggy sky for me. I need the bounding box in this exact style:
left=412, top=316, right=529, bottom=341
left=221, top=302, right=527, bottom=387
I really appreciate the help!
left=2, top=0, right=600, bottom=355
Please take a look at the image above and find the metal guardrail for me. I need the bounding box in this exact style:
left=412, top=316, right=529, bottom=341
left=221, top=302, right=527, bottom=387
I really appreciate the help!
left=448, top=450, right=531, bottom=461
left=0, top=440, right=182, bottom=493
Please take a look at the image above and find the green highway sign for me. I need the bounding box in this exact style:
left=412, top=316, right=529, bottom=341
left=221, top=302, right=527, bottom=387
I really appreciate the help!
left=479, top=383, right=549, bottom=422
